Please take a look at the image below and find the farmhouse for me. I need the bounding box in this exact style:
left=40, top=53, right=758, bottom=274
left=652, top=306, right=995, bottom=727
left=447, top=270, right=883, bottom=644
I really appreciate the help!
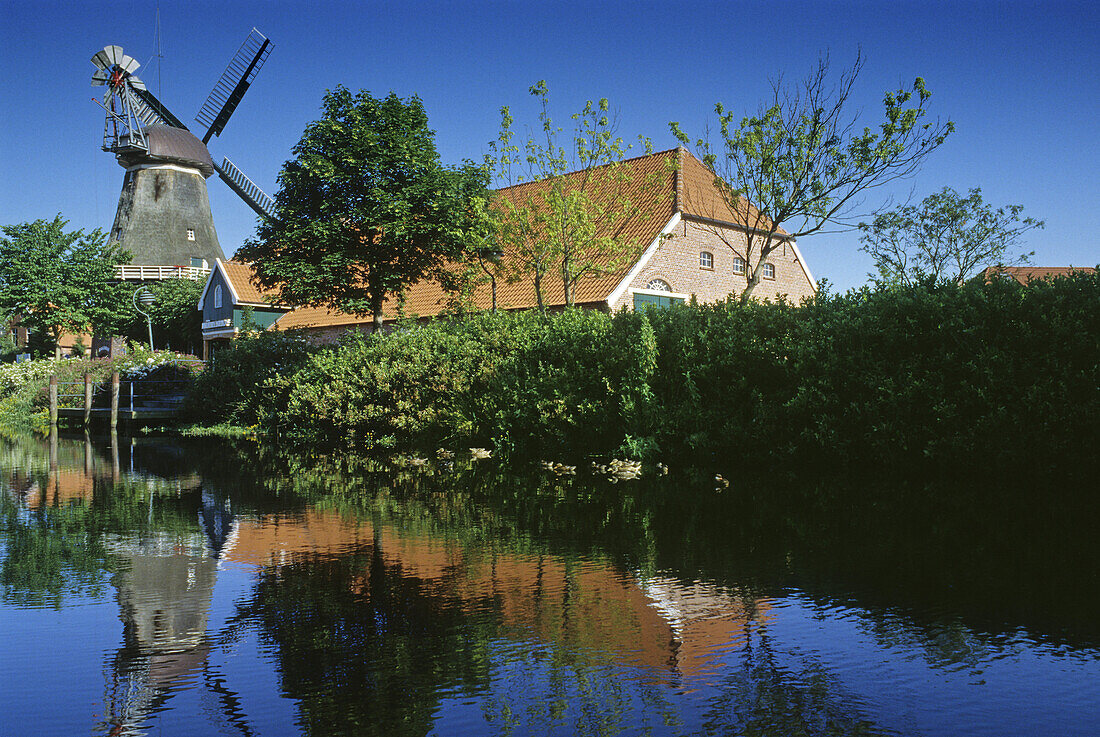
left=199, top=148, right=817, bottom=357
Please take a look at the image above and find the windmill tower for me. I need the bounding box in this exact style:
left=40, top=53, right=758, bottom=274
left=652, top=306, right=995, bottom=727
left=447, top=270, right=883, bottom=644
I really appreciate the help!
left=91, top=30, right=277, bottom=281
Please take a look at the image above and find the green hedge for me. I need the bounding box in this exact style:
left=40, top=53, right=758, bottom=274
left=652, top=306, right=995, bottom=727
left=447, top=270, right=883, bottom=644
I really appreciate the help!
left=185, top=271, right=1100, bottom=475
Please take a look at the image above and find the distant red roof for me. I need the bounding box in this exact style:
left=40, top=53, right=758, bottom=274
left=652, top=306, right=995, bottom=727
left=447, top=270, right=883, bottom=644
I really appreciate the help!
left=977, top=266, right=1096, bottom=285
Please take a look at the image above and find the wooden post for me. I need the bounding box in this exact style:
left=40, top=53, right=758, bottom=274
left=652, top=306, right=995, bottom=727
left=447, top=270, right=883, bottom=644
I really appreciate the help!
left=49, top=425, right=59, bottom=504
left=48, top=375, right=58, bottom=426
left=110, top=372, right=120, bottom=430
left=110, top=429, right=120, bottom=482
left=84, top=431, right=93, bottom=476
left=83, top=373, right=93, bottom=426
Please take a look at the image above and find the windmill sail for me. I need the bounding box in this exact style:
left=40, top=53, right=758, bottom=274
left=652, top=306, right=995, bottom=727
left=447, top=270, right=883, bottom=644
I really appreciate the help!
left=132, top=87, right=190, bottom=130
left=195, top=29, right=272, bottom=144
left=214, top=157, right=276, bottom=220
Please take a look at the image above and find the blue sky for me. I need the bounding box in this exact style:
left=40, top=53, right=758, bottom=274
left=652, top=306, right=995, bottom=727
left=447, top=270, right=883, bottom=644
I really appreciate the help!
left=2, top=0, right=1097, bottom=291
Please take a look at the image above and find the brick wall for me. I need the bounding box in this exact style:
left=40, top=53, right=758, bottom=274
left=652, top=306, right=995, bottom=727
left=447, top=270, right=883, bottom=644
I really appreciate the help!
left=611, top=218, right=816, bottom=310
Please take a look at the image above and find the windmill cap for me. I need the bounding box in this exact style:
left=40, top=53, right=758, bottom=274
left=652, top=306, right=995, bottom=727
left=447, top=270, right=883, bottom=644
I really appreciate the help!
left=120, top=124, right=216, bottom=178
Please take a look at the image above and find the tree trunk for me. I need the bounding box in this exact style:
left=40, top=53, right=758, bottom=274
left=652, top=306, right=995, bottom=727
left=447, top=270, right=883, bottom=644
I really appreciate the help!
left=490, top=277, right=497, bottom=311
left=740, top=267, right=761, bottom=303
left=561, top=252, right=572, bottom=306
left=371, top=291, right=385, bottom=334
left=739, top=237, right=778, bottom=303
left=534, top=270, right=545, bottom=314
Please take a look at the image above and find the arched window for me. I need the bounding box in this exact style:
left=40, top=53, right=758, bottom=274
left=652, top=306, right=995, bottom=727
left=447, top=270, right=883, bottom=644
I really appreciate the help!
left=732, top=257, right=745, bottom=275
left=646, top=278, right=671, bottom=292
left=699, top=251, right=714, bottom=269
left=762, top=263, right=776, bottom=280
left=214, top=284, right=223, bottom=309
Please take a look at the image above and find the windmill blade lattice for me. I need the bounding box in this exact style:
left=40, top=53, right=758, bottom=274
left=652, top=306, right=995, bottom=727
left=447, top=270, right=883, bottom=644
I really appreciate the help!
left=195, top=28, right=272, bottom=143
left=214, top=157, right=277, bottom=220
left=132, top=87, right=189, bottom=129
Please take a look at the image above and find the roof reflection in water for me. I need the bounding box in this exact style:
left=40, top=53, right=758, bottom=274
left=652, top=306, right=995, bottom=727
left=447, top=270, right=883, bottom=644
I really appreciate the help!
left=222, top=509, right=769, bottom=687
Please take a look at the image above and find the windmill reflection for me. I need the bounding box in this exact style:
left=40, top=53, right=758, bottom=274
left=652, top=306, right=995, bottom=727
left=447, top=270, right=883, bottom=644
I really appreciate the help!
left=98, top=487, right=244, bottom=736
left=0, top=432, right=247, bottom=736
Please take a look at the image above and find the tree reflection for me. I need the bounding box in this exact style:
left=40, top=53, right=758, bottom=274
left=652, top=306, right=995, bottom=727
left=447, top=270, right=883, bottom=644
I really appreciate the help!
left=237, top=538, right=497, bottom=736
left=700, top=624, right=889, bottom=737
left=2, top=431, right=1098, bottom=736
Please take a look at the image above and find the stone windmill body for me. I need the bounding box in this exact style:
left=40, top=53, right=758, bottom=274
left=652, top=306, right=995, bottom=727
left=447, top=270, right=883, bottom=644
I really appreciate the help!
left=91, top=30, right=277, bottom=283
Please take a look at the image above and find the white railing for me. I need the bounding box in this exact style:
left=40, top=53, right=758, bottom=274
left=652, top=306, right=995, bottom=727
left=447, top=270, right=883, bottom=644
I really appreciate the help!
left=114, top=265, right=211, bottom=281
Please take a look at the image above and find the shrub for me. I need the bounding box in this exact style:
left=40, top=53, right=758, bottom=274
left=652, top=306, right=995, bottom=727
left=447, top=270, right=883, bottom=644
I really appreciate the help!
left=184, top=330, right=315, bottom=426
left=176, top=270, right=1099, bottom=477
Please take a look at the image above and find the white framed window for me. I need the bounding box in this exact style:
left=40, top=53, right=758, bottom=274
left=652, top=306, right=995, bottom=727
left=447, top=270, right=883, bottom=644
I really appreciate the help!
left=631, top=286, right=690, bottom=312
left=762, top=263, right=776, bottom=280
left=186, top=229, right=195, bottom=241
left=699, top=251, right=714, bottom=269
left=732, top=257, right=745, bottom=275
left=645, top=278, right=672, bottom=292
left=214, top=284, right=223, bottom=309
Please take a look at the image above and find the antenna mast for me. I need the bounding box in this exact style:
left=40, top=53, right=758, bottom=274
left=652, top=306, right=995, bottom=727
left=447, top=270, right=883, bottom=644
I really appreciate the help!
left=153, top=3, right=163, bottom=98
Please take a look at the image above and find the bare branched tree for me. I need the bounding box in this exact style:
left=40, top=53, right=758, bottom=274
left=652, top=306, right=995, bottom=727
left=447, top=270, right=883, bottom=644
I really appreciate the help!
left=672, top=52, right=954, bottom=300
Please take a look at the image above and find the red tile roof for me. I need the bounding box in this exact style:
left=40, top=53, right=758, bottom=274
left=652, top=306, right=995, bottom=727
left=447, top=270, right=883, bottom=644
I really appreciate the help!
left=219, top=258, right=283, bottom=306
left=977, top=266, right=1096, bottom=285
left=222, top=149, right=783, bottom=331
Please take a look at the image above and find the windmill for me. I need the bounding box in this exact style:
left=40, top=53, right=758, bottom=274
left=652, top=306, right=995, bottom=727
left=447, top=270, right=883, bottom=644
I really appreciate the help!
left=91, top=29, right=277, bottom=279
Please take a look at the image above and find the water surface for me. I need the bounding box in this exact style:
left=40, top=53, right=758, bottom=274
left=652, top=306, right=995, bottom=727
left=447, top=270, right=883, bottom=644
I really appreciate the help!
left=1, top=433, right=1097, bottom=736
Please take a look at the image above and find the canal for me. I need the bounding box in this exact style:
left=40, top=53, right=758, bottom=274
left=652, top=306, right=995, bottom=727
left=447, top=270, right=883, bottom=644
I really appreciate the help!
left=1, top=432, right=1097, bottom=736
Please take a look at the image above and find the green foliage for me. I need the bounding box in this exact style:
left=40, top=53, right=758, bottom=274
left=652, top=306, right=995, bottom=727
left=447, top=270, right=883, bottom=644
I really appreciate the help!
left=0, top=215, right=131, bottom=356
left=472, top=309, right=657, bottom=456
left=238, top=85, right=489, bottom=332
left=0, top=331, right=17, bottom=362
left=488, top=82, right=663, bottom=309
left=183, top=329, right=315, bottom=426
left=781, top=271, right=1099, bottom=472
left=261, top=324, right=483, bottom=448
left=859, top=186, right=1043, bottom=286
left=182, top=271, right=1098, bottom=477
left=107, top=279, right=205, bottom=355
left=670, top=53, right=953, bottom=300
left=644, top=297, right=803, bottom=466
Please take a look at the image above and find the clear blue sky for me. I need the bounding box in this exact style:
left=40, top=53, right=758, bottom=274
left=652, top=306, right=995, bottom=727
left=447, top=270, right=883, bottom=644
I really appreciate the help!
left=2, top=0, right=1097, bottom=291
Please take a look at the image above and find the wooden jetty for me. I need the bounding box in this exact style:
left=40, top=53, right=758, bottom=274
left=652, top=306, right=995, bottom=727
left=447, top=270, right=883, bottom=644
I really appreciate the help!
left=50, top=372, right=187, bottom=428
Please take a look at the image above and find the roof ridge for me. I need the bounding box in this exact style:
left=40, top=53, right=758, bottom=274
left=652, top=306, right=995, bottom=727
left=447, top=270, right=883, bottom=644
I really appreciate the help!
left=492, top=147, right=680, bottom=194
left=675, top=146, right=686, bottom=213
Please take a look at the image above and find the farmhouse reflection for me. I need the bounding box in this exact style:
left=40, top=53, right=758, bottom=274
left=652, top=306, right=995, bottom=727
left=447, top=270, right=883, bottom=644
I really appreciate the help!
left=5, top=434, right=774, bottom=735
left=221, top=508, right=767, bottom=687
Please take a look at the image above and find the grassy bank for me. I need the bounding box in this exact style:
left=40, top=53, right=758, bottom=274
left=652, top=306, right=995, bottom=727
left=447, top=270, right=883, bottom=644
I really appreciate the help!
left=185, top=272, right=1098, bottom=476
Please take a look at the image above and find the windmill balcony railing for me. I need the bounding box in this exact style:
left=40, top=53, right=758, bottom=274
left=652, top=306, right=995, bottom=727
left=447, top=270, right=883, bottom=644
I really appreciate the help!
left=114, top=265, right=211, bottom=281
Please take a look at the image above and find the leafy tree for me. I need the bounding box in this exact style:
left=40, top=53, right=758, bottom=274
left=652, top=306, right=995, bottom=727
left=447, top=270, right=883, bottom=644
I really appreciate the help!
left=0, top=331, right=16, bottom=362
left=238, top=85, right=489, bottom=333
left=436, top=194, right=511, bottom=313
left=671, top=52, right=954, bottom=301
left=858, top=186, right=1043, bottom=286
left=489, top=81, right=666, bottom=310
left=0, top=215, right=130, bottom=358
left=108, top=278, right=205, bottom=355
